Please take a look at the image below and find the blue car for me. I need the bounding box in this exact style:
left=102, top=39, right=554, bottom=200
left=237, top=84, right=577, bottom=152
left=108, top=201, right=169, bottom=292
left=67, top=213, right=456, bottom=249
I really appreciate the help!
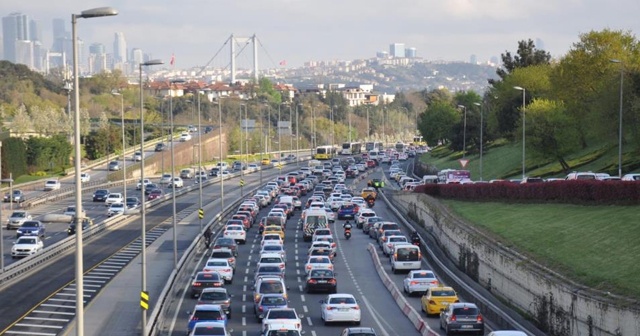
left=337, top=203, right=358, bottom=220
left=16, top=220, right=45, bottom=238
left=254, top=294, right=288, bottom=320
left=187, top=304, right=227, bottom=334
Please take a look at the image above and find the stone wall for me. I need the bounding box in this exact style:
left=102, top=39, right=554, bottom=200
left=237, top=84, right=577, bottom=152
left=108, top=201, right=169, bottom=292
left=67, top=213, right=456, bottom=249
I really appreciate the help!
left=389, top=191, right=640, bottom=336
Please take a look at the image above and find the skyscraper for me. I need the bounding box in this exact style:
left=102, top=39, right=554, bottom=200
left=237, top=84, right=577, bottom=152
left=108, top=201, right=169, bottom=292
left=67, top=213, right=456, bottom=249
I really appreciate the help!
left=406, top=47, right=417, bottom=58
left=113, top=32, right=127, bottom=64
left=2, top=12, right=30, bottom=62
left=389, top=43, right=405, bottom=58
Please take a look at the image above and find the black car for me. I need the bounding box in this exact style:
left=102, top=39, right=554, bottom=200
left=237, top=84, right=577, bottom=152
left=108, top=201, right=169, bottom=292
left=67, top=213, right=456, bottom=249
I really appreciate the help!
left=67, top=218, right=93, bottom=235
left=144, top=183, right=159, bottom=195
left=126, top=197, right=141, bottom=209
left=305, top=269, right=337, bottom=293
left=190, top=271, right=224, bottom=297
left=154, top=143, right=166, bottom=152
left=92, top=189, right=110, bottom=202
left=204, top=126, right=214, bottom=134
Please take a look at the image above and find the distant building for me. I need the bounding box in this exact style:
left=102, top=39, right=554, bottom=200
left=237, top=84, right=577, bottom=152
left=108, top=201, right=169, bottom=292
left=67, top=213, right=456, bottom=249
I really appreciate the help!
left=89, top=43, right=107, bottom=74
left=2, top=13, right=29, bottom=63
left=406, top=47, right=417, bottom=58
left=389, top=43, right=405, bottom=58
left=470, top=54, right=477, bottom=64
left=113, top=32, right=127, bottom=64
left=490, top=56, right=499, bottom=66
left=376, top=51, right=389, bottom=59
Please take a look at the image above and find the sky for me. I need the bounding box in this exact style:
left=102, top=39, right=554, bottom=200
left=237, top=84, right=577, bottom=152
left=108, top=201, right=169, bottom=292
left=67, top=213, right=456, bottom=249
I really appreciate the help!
left=3, top=0, right=640, bottom=69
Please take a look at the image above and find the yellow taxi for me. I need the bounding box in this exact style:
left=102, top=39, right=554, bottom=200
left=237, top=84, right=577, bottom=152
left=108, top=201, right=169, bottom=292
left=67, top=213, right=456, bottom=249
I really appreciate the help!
left=421, top=286, right=460, bottom=316
left=261, top=158, right=271, bottom=165
left=263, top=225, right=285, bottom=240
left=360, top=187, right=377, bottom=199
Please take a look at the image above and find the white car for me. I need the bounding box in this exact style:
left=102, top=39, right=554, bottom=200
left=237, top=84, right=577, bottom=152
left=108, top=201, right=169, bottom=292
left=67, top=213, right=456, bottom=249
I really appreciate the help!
left=133, top=151, right=143, bottom=161
left=80, top=173, right=91, bottom=183
left=136, top=179, right=151, bottom=190
left=260, top=244, right=287, bottom=261
left=357, top=209, right=377, bottom=227
left=248, top=163, right=259, bottom=171
left=261, top=234, right=284, bottom=248
left=383, top=235, right=409, bottom=256
left=328, top=196, right=343, bottom=210
left=311, top=228, right=332, bottom=242
left=309, top=241, right=333, bottom=254
left=107, top=203, right=125, bottom=217
left=104, top=193, right=124, bottom=206
left=202, top=258, right=234, bottom=283
left=261, top=308, right=302, bottom=333
left=257, top=253, right=286, bottom=272
left=402, top=270, right=439, bottom=296
left=323, top=207, right=336, bottom=222
left=44, top=179, right=61, bottom=191
left=312, top=236, right=337, bottom=255
left=320, top=294, right=361, bottom=325
left=159, top=174, right=173, bottom=184
left=179, top=132, right=192, bottom=142
left=169, top=177, right=184, bottom=188
left=11, top=236, right=44, bottom=258
left=355, top=164, right=366, bottom=172
left=305, top=255, right=333, bottom=274
left=223, top=224, right=246, bottom=244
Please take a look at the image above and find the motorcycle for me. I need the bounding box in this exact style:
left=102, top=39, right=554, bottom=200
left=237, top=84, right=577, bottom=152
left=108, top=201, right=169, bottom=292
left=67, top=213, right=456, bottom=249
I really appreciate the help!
left=411, top=236, right=421, bottom=247
left=367, top=198, right=375, bottom=208
left=344, top=222, right=353, bottom=240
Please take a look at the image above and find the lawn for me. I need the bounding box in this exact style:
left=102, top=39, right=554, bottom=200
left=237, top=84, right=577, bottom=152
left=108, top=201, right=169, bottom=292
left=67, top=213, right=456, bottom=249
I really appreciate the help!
left=443, top=200, right=640, bottom=298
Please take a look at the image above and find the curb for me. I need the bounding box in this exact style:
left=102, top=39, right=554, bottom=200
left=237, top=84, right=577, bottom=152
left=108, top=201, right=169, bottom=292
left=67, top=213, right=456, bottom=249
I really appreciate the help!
left=367, top=243, right=438, bottom=336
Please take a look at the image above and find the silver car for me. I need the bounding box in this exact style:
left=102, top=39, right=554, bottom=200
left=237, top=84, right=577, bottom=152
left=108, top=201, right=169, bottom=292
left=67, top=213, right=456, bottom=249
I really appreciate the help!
left=6, top=210, right=32, bottom=229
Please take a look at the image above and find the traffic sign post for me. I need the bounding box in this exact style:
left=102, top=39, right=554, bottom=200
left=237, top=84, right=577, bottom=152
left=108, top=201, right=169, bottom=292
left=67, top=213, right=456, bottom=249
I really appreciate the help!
left=198, top=208, right=204, bottom=219
left=240, top=179, right=245, bottom=196
left=140, top=291, right=149, bottom=310
left=459, top=159, right=469, bottom=169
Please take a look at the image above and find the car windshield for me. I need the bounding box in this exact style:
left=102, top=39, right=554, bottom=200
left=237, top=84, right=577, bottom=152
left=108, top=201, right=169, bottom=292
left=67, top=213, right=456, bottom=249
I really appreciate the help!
left=262, top=296, right=286, bottom=305
left=329, top=297, right=356, bottom=304
left=260, top=257, right=282, bottom=263
left=452, top=307, right=479, bottom=315
left=192, top=309, right=223, bottom=320
left=11, top=212, right=26, bottom=218
left=309, top=257, right=329, bottom=263
left=432, top=290, right=456, bottom=297
left=196, top=273, right=220, bottom=281
left=259, top=266, right=282, bottom=273
left=193, top=325, right=225, bottom=335
left=211, top=252, right=232, bottom=258
left=310, top=270, right=333, bottom=277
left=18, top=238, right=36, bottom=244
left=259, top=282, right=284, bottom=293
left=413, top=272, right=435, bottom=279
left=267, top=310, right=296, bottom=319
left=263, top=245, right=282, bottom=251
left=207, top=261, right=227, bottom=267
left=200, top=291, right=228, bottom=301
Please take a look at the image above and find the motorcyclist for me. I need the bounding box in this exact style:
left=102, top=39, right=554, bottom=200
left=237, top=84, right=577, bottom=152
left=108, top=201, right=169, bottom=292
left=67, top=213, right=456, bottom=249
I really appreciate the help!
left=365, top=194, right=376, bottom=206
left=410, top=230, right=420, bottom=244
left=203, top=226, right=213, bottom=248
left=367, top=180, right=373, bottom=187
left=343, top=220, right=353, bottom=230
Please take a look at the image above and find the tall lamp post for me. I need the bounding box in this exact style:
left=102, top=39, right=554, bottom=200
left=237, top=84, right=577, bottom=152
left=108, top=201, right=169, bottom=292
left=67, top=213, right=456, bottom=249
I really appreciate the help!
left=288, top=104, right=293, bottom=158
left=63, top=80, right=73, bottom=143
left=296, top=104, right=301, bottom=166
left=610, top=59, right=624, bottom=177
left=197, top=89, right=209, bottom=230
left=168, top=79, right=185, bottom=270
left=366, top=106, right=370, bottom=139
left=138, top=59, right=163, bottom=334
left=112, top=90, right=126, bottom=202
left=514, top=86, right=526, bottom=179
left=71, top=7, right=118, bottom=336
left=217, top=98, right=225, bottom=212
left=473, top=102, right=484, bottom=181
left=457, top=105, right=467, bottom=158
left=240, top=103, right=246, bottom=196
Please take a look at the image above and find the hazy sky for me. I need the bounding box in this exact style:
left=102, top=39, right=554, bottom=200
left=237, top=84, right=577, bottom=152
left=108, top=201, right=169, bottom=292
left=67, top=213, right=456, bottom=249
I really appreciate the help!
left=4, top=0, right=639, bottom=69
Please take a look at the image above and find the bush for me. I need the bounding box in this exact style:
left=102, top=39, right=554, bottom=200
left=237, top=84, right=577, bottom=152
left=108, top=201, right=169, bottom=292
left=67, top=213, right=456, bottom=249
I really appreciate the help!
left=414, top=181, right=640, bottom=205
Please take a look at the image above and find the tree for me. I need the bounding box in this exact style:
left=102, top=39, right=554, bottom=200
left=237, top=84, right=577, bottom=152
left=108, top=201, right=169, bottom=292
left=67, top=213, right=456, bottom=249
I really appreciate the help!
left=418, top=101, right=459, bottom=145
left=524, top=99, right=580, bottom=172
left=257, top=78, right=282, bottom=104
left=491, top=39, right=551, bottom=85
left=11, top=104, right=32, bottom=136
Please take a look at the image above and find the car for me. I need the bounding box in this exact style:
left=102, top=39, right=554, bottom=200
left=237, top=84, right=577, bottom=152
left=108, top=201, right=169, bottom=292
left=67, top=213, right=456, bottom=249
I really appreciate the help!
left=92, top=189, right=110, bottom=202
left=305, top=269, right=337, bottom=293
left=248, top=163, right=259, bottom=171
left=210, top=248, right=237, bottom=269
left=621, top=173, right=640, bottom=181
left=159, top=174, right=173, bottom=184
left=357, top=209, right=377, bottom=228
left=194, top=171, right=208, bottom=184
left=260, top=244, right=287, bottom=261
left=203, top=258, right=234, bottom=283
left=80, top=172, right=91, bottom=183
left=211, top=238, right=238, bottom=257
left=320, top=293, right=361, bottom=325
left=3, top=190, right=26, bottom=203
left=360, top=187, right=377, bottom=199
left=126, top=197, right=141, bottom=209
left=11, top=236, right=44, bottom=258
left=197, top=288, right=232, bottom=318
left=180, top=169, right=194, bottom=179
left=108, top=161, right=121, bottom=171
left=337, top=203, right=359, bottom=220
left=383, top=236, right=409, bottom=256
left=254, top=294, right=288, bottom=321
left=44, top=179, right=61, bottom=191
left=180, top=132, right=192, bottom=142
left=16, top=220, right=45, bottom=238
left=254, top=265, right=286, bottom=283
left=107, top=203, right=125, bottom=217
left=305, top=256, right=333, bottom=275
left=190, top=271, right=225, bottom=298
left=257, top=253, right=286, bottom=271
left=188, top=321, right=230, bottom=336
left=204, top=126, right=214, bottom=134
left=340, top=327, right=378, bottom=336
left=261, top=158, right=271, bottom=165
left=188, top=125, right=198, bottom=133
left=147, top=189, right=163, bottom=200
left=136, top=178, right=152, bottom=190
left=133, top=151, right=143, bottom=161
left=223, top=224, right=247, bottom=244
left=67, top=217, right=93, bottom=235
left=187, top=304, right=228, bottom=333
left=402, top=270, right=439, bottom=296
left=421, top=286, right=460, bottom=316
left=105, top=193, right=124, bottom=206
left=154, top=143, right=166, bottom=152
left=263, top=225, right=285, bottom=240
left=439, top=302, right=484, bottom=335
left=363, top=216, right=383, bottom=234
left=6, top=210, right=32, bottom=229
left=168, top=177, right=184, bottom=188
left=261, top=308, right=302, bottom=333
left=253, top=276, right=288, bottom=304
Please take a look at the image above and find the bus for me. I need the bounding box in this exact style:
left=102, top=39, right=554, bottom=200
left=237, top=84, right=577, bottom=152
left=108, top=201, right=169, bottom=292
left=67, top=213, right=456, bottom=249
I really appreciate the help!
left=341, top=142, right=362, bottom=155
left=413, top=135, right=427, bottom=147
left=376, top=142, right=384, bottom=151
left=395, top=141, right=405, bottom=152
left=314, top=146, right=337, bottom=160
left=365, top=142, right=375, bottom=151
left=437, top=169, right=471, bottom=184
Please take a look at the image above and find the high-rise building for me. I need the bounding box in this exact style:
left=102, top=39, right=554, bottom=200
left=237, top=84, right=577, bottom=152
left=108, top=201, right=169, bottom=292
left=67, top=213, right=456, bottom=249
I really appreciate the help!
left=89, top=43, right=105, bottom=55
left=2, top=12, right=30, bottom=62
left=52, top=18, right=66, bottom=39
left=113, top=32, right=127, bottom=64
left=376, top=51, right=389, bottom=59
left=406, top=47, right=417, bottom=58
left=389, top=43, right=405, bottom=58
left=470, top=54, right=477, bottom=64
left=130, top=48, right=143, bottom=65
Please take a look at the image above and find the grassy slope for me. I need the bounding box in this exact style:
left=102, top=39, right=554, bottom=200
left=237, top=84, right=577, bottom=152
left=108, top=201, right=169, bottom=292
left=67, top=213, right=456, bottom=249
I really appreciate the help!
left=443, top=200, right=640, bottom=297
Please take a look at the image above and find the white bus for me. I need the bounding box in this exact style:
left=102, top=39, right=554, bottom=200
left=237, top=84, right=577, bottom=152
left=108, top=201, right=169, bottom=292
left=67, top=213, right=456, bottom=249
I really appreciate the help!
left=341, top=142, right=362, bottom=155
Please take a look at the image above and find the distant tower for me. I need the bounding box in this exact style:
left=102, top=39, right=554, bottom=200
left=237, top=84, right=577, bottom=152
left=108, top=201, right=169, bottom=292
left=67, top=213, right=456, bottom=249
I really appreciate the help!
left=113, top=32, right=127, bottom=64
left=89, top=43, right=107, bottom=74
left=389, top=43, right=405, bottom=58
left=470, top=54, right=477, bottom=64
left=406, top=47, right=417, bottom=58
left=2, top=12, right=30, bottom=62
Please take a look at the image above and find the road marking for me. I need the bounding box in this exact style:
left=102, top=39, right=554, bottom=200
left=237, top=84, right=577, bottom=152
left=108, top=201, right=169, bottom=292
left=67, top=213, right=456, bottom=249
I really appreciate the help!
left=242, top=316, right=246, bottom=326
left=303, top=305, right=308, bottom=313
left=306, top=316, right=313, bottom=326
left=300, top=293, right=305, bottom=302
left=242, top=305, right=246, bottom=313
left=242, top=294, right=247, bottom=302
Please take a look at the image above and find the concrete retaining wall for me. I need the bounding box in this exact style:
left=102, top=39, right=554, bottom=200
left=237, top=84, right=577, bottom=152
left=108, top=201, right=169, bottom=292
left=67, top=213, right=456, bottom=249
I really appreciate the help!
left=388, top=192, right=640, bottom=336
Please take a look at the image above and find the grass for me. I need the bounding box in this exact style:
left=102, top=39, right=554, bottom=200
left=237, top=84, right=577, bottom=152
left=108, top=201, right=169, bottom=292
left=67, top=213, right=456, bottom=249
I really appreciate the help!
left=443, top=200, right=640, bottom=298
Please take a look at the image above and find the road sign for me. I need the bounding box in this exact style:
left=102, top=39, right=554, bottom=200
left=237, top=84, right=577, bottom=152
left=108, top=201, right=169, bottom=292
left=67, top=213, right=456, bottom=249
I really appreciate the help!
left=140, top=291, right=149, bottom=310
left=198, top=208, right=204, bottom=219
left=459, top=159, right=469, bottom=168
left=240, top=179, right=245, bottom=186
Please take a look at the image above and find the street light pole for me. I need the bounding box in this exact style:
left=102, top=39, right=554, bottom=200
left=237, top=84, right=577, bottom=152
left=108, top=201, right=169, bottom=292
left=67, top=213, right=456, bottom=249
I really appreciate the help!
left=71, top=7, right=118, bottom=336
left=366, top=106, right=370, bottom=139
left=218, top=99, right=225, bottom=212
left=288, top=104, right=293, bottom=159
left=0, top=141, right=3, bottom=272
left=610, top=59, right=624, bottom=177
left=457, top=105, right=467, bottom=158
left=348, top=107, right=352, bottom=143
left=278, top=103, right=282, bottom=159
left=514, top=86, right=526, bottom=179
left=239, top=103, right=245, bottom=196
left=197, top=89, right=206, bottom=230
left=168, top=79, right=184, bottom=271
left=474, top=102, right=483, bottom=181
left=296, top=104, right=300, bottom=166
left=112, top=91, right=127, bottom=202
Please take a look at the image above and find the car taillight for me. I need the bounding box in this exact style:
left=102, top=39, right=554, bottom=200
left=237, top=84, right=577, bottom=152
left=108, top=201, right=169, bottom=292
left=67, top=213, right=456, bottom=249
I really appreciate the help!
left=477, top=314, right=483, bottom=323
left=326, top=306, right=333, bottom=310
left=328, top=279, right=337, bottom=284
left=216, top=316, right=225, bottom=320
left=450, top=314, right=457, bottom=322
left=225, top=268, right=231, bottom=272
left=328, top=265, right=333, bottom=270
left=306, top=265, right=312, bottom=270
left=308, top=279, right=317, bottom=284
left=279, top=264, right=285, bottom=269
left=410, top=281, right=418, bottom=285
left=258, top=306, right=264, bottom=312
left=190, top=317, right=199, bottom=321
left=352, top=305, right=360, bottom=310
left=430, top=280, right=439, bottom=286
left=214, top=282, right=222, bottom=287
left=387, top=243, right=393, bottom=248
left=192, top=282, right=201, bottom=286
left=428, top=300, right=436, bottom=305
left=229, top=258, right=235, bottom=263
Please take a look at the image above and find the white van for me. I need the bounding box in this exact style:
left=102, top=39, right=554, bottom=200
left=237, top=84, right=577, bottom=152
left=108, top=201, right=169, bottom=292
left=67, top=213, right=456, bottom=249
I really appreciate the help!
left=391, top=244, right=421, bottom=273
left=302, top=209, right=329, bottom=242
left=216, top=162, right=229, bottom=171
left=422, top=175, right=439, bottom=184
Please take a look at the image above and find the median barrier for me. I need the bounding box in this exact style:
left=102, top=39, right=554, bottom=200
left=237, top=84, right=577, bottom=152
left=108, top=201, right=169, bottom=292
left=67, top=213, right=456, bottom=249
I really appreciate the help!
left=366, top=243, right=436, bottom=336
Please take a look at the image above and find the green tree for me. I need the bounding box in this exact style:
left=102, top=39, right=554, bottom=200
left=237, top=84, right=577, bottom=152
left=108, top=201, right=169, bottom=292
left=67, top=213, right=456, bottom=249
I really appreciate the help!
left=525, top=99, right=580, bottom=172
left=491, top=39, right=551, bottom=85
left=11, top=104, right=32, bottom=136
left=2, top=137, right=27, bottom=178
left=257, top=78, right=282, bottom=104
left=418, top=101, right=458, bottom=145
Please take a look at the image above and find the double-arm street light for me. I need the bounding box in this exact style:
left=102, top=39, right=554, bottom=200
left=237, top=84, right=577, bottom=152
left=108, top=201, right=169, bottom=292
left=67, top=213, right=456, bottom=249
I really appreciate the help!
left=197, top=89, right=209, bottom=230
left=514, top=86, right=526, bottom=179
left=71, top=7, right=118, bottom=336
left=473, top=102, right=483, bottom=181
left=139, top=59, right=163, bottom=334
left=457, top=105, right=467, bottom=158
left=610, top=59, right=624, bottom=177
left=168, top=79, right=185, bottom=271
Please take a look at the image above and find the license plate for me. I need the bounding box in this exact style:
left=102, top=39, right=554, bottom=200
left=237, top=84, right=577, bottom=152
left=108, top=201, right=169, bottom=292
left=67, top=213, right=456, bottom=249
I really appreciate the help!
left=318, top=280, right=327, bottom=283
left=403, top=262, right=412, bottom=266
left=461, top=325, right=473, bottom=329
left=339, top=308, right=349, bottom=312
left=442, top=302, right=450, bottom=306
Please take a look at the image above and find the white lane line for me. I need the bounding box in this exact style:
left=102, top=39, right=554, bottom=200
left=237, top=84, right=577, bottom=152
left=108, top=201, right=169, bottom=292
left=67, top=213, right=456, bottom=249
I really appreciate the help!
left=303, top=305, right=308, bottom=313
left=306, top=316, right=313, bottom=326
left=300, top=294, right=306, bottom=302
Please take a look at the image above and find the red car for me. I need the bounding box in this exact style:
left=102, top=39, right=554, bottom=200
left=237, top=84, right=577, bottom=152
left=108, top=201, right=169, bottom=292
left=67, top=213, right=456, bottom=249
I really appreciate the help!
left=366, top=160, right=376, bottom=168
left=147, top=189, right=163, bottom=200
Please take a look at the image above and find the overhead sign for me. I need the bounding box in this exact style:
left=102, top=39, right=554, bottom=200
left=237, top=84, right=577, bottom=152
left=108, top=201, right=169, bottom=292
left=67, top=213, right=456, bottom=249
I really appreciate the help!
left=459, top=159, right=469, bottom=168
